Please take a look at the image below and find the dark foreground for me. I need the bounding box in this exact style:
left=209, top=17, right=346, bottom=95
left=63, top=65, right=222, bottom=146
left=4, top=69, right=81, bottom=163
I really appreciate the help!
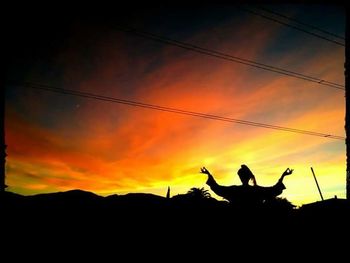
left=1, top=190, right=349, bottom=256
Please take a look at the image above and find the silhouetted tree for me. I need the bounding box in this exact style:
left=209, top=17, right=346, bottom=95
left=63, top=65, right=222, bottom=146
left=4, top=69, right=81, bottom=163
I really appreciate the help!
left=186, top=187, right=211, bottom=199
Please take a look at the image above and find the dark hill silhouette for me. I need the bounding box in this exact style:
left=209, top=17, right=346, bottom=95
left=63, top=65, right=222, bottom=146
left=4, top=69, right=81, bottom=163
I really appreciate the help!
left=27, top=189, right=103, bottom=207
left=32, top=189, right=101, bottom=199
left=103, top=192, right=168, bottom=214
left=107, top=192, right=166, bottom=204
left=1, top=188, right=295, bottom=224
left=2, top=189, right=349, bottom=258
left=3, top=189, right=348, bottom=216
left=2, top=189, right=349, bottom=243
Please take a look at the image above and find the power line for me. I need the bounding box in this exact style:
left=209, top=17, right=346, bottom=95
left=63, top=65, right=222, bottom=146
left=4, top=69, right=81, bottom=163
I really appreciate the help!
left=256, top=6, right=345, bottom=41
left=115, top=25, right=345, bottom=91
left=21, top=82, right=345, bottom=140
left=237, top=5, right=345, bottom=46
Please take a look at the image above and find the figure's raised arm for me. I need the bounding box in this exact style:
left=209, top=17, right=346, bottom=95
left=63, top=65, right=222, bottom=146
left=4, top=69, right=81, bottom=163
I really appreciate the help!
left=200, top=167, right=211, bottom=175
left=279, top=168, right=293, bottom=183
left=200, top=167, right=217, bottom=186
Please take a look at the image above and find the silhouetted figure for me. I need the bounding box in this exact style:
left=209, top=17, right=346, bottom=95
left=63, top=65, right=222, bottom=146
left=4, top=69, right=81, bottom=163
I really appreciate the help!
left=200, top=165, right=293, bottom=207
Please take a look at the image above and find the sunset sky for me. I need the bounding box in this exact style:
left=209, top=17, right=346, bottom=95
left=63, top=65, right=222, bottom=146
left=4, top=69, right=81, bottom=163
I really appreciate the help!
left=5, top=4, right=345, bottom=206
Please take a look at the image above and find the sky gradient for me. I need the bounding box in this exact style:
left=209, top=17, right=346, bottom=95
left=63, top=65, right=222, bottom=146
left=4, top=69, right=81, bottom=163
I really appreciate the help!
left=5, top=4, right=345, bottom=206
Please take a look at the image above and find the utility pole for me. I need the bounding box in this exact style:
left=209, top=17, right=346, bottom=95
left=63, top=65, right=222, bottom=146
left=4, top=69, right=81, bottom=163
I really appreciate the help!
left=311, top=167, right=324, bottom=201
